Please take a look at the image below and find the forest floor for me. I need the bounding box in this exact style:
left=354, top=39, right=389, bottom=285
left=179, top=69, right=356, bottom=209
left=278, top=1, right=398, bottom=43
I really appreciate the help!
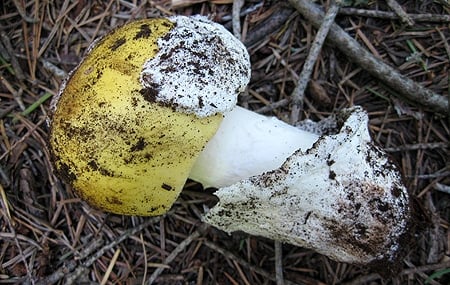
left=0, top=0, right=449, bottom=284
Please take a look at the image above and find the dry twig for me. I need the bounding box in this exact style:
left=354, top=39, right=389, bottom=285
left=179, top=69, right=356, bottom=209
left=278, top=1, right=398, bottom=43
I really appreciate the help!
left=232, top=0, right=244, bottom=40
left=243, top=5, right=295, bottom=48
left=289, top=1, right=340, bottom=124
left=0, top=31, right=25, bottom=81
left=386, top=0, right=414, bottom=26
left=339, top=7, right=450, bottom=22
left=274, top=241, right=284, bottom=285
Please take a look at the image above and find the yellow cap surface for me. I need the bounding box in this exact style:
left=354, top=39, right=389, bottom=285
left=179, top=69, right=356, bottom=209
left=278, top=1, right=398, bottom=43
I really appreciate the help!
left=49, top=18, right=222, bottom=216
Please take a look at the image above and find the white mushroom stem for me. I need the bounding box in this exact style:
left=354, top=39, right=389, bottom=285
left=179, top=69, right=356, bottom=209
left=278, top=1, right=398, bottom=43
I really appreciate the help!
left=189, top=106, right=319, bottom=188
left=190, top=106, right=410, bottom=265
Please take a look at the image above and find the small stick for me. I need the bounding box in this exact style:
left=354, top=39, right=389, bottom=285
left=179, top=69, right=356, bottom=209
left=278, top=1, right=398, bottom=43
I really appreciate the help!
left=274, top=241, right=284, bottom=285
left=339, top=8, right=450, bottom=22
left=141, top=233, right=148, bottom=285
left=100, top=248, right=121, bottom=285
left=385, top=0, right=414, bottom=26
left=0, top=31, right=25, bottom=81
left=255, top=98, right=290, bottom=114
left=12, top=0, right=38, bottom=23
left=434, top=183, right=450, bottom=195
left=436, top=28, right=450, bottom=127
left=243, top=5, right=295, bottom=48
left=35, top=238, right=104, bottom=285
left=0, top=77, right=25, bottom=111
left=289, top=1, right=340, bottom=124
left=384, top=142, right=448, bottom=152
left=232, top=0, right=245, bottom=40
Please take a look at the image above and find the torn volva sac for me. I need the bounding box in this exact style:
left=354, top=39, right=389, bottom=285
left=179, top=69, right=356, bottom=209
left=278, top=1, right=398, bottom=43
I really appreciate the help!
left=202, top=107, right=410, bottom=266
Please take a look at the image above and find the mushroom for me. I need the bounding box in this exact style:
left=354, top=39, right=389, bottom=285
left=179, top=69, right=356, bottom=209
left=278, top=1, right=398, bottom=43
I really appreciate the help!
left=49, top=15, right=250, bottom=216
left=49, top=15, right=410, bottom=265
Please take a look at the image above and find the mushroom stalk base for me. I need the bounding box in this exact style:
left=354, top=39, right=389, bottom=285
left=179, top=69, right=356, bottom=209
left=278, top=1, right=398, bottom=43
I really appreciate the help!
left=201, top=107, right=410, bottom=265
left=189, top=106, right=319, bottom=188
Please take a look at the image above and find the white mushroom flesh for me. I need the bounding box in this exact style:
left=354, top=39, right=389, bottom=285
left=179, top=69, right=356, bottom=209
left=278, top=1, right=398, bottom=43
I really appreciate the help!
left=189, top=106, right=319, bottom=188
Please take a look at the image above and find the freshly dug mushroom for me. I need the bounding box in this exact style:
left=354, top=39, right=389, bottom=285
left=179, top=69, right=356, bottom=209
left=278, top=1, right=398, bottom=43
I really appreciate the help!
left=49, top=15, right=410, bottom=265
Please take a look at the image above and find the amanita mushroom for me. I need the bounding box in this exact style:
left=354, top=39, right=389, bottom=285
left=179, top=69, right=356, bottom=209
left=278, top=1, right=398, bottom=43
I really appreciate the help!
left=49, top=15, right=410, bottom=265
left=49, top=16, right=250, bottom=216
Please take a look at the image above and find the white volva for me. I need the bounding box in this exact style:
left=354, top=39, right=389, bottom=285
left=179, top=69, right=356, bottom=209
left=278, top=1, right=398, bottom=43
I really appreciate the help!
left=192, top=106, right=410, bottom=265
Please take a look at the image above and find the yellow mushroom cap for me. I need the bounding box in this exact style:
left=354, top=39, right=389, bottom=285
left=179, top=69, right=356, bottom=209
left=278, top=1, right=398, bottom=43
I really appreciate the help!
left=48, top=16, right=250, bottom=216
